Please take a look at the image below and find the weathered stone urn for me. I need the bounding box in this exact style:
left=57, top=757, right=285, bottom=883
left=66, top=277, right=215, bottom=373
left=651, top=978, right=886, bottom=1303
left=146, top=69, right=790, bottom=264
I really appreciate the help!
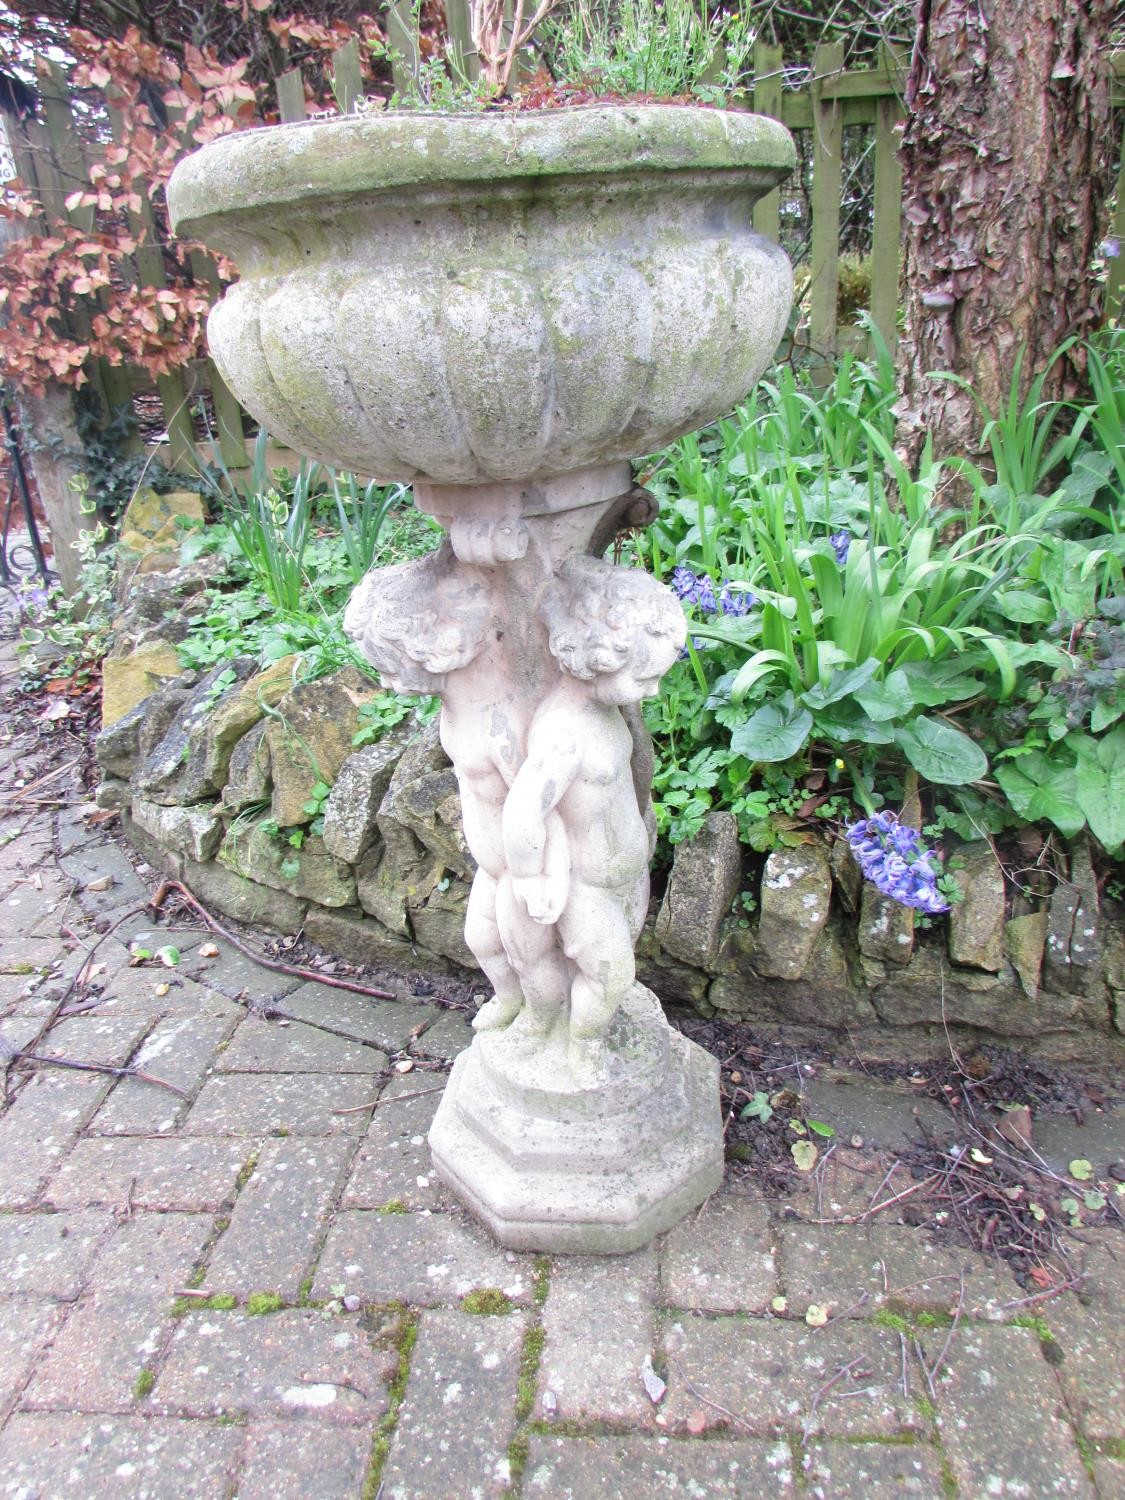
left=169, top=105, right=795, bottom=1253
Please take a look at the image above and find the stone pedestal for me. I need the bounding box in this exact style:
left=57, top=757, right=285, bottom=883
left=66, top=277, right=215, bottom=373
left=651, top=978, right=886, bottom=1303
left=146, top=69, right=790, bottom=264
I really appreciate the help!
left=430, top=986, right=722, bottom=1253
left=168, top=103, right=795, bottom=1257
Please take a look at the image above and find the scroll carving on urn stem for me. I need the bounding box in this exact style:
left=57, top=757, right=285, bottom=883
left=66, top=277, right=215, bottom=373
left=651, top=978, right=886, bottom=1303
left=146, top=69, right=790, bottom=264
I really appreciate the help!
left=344, top=506, right=686, bottom=1087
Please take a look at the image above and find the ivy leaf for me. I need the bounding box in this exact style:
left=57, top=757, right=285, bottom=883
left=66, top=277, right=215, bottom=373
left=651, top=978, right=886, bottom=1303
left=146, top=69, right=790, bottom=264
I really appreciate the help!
left=155, top=945, right=180, bottom=968
left=730, top=693, right=813, bottom=764
left=807, top=1120, right=835, bottom=1139
left=894, top=716, right=988, bottom=785
left=1068, top=1158, right=1094, bottom=1181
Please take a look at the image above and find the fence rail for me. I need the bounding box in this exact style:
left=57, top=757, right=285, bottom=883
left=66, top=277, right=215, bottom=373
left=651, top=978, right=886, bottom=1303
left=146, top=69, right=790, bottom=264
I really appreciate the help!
left=7, top=29, right=1125, bottom=479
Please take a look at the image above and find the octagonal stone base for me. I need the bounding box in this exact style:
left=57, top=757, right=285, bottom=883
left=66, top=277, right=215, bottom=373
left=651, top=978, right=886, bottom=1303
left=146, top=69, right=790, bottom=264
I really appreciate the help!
left=428, top=986, right=723, bottom=1254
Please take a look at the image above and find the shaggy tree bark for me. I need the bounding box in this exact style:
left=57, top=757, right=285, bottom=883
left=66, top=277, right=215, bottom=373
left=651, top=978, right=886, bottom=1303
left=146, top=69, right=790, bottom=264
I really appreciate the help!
left=895, top=0, right=1115, bottom=474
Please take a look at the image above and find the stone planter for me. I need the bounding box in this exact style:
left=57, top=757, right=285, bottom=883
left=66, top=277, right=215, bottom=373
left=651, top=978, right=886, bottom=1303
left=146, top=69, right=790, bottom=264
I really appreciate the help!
left=168, top=105, right=795, bottom=1253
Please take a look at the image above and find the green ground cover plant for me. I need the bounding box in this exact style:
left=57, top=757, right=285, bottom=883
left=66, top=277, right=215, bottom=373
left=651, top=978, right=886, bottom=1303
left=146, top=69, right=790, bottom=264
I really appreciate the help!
left=629, top=324, right=1125, bottom=860
left=26, top=325, right=1123, bottom=900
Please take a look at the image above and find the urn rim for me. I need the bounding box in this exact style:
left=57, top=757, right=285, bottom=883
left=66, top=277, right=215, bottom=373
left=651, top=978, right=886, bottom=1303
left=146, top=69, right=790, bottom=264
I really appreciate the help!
left=168, top=102, right=795, bottom=238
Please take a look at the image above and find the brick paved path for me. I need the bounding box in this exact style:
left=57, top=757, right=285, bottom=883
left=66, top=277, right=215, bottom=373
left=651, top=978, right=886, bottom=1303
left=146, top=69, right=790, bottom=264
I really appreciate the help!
left=1, top=680, right=1122, bottom=1497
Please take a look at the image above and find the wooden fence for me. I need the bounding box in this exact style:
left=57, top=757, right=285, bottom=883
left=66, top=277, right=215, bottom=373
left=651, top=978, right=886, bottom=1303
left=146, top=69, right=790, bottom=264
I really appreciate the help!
left=7, top=29, right=1125, bottom=480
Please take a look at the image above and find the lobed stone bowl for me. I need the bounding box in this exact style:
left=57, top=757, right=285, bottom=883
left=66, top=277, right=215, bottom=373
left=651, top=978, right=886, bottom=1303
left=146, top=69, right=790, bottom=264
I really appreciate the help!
left=167, top=106, right=795, bottom=485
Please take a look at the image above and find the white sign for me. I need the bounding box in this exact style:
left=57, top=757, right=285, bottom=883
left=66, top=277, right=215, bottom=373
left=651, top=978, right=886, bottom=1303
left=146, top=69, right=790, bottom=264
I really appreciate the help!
left=0, top=116, right=16, bottom=184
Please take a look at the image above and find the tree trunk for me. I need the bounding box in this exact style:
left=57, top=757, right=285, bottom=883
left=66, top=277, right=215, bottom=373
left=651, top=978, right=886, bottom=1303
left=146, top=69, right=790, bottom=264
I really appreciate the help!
left=895, top=0, right=1114, bottom=475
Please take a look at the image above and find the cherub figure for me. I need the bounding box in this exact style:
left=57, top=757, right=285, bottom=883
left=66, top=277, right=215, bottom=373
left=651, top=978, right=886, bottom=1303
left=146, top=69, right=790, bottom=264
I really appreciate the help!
left=344, top=544, right=568, bottom=1033
left=502, top=555, right=686, bottom=1084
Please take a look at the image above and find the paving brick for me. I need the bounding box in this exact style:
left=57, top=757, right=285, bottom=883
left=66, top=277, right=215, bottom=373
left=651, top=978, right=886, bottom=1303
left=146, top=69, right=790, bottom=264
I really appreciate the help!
left=218, top=1013, right=388, bottom=1073
left=36, top=1008, right=153, bottom=1067
left=0, top=1072, right=110, bottom=1206
left=803, top=1439, right=947, bottom=1496
left=313, top=1210, right=532, bottom=1305
left=0, top=1209, right=112, bottom=1297
left=1043, top=1297, right=1125, bottom=1443
left=61, top=841, right=149, bottom=916
left=0, top=826, right=54, bottom=887
left=154, top=1308, right=390, bottom=1423
left=777, top=1222, right=1018, bottom=1321
left=23, top=1211, right=213, bottom=1412
left=662, top=1314, right=925, bottom=1439
left=413, top=1008, right=474, bottom=1060
left=2, top=869, right=76, bottom=937
left=661, top=1193, right=776, bottom=1312
left=44, top=1136, right=252, bottom=1212
left=927, top=1323, right=1093, bottom=1497
left=523, top=1435, right=795, bottom=1496
left=0, top=1298, right=62, bottom=1415
left=283, top=979, right=436, bottom=1051
left=0, top=1006, right=57, bottom=1053
left=1092, top=1454, right=1125, bottom=1498
left=343, top=1073, right=454, bottom=1212
left=55, top=802, right=103, bottom=857
left=179, top=939, right=303, bottom=1004
left=207, top=1137, right=354, bottom=1301
left=183, top=1072, right=377, bottom=1136
left=233, top=1421, right=372, bottom=1500
left=87, top=962, right=232, bottom=1020
left=0, top=1412, right=242, bottom=1497
left=538, top=1249, right=657, bottom=1424
left=90, top=1003, right=241, bottom=1135
left=380, top=1307, right=525, bottom=1500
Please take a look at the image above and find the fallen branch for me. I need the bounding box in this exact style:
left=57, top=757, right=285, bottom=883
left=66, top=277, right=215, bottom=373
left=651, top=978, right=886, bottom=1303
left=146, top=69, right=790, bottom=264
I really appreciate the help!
left=150, top=880, right=396, bottom=1001
left=11, top=1050, right=188, bottom=1097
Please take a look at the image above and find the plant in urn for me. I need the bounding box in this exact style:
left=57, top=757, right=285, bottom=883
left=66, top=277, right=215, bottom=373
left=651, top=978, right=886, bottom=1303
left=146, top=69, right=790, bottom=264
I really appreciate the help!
left=168, top=104, right=795, bottom=1253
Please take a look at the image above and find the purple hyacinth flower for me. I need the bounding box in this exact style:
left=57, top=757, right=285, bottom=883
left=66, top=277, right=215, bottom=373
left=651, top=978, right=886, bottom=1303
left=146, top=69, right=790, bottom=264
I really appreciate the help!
left=670, top=565, right=700, bottom=602
left=845, top=811, right=951, bottom=914
left=718, top=582, right=755, bottom=616
left=829, top=531, right=851, bottom=565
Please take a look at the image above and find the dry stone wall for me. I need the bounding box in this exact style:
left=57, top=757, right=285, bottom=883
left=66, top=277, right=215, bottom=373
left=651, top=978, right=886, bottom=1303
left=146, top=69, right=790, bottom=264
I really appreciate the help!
left=98, top=660, right=1125, bottom=1068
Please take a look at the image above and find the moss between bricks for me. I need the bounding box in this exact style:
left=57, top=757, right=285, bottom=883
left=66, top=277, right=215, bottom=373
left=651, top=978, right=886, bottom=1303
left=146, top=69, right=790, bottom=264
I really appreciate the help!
left=504, top=1322, right=547, bottom=1499
left=460, top=1288, right=512, bottom=1316
left=361, top=1305, right=418, bottom=1500
left=133, top=1369, right=155, bottom=1399
left=246, top=1291, right=285, bottom=1316
left=171, top=1292, right=237, bottom=1317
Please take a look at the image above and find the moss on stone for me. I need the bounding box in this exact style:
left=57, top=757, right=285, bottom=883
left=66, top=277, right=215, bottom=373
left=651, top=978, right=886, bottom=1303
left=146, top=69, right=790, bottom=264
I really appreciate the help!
left=247, top=1291, right=285, bottom=1316
left=460, top=1288, right=513, bottom=1316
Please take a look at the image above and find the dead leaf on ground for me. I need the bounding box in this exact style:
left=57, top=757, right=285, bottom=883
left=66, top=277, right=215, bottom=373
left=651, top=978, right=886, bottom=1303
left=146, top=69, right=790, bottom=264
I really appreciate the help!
left=995, top=1105, right=1034, bottom=1151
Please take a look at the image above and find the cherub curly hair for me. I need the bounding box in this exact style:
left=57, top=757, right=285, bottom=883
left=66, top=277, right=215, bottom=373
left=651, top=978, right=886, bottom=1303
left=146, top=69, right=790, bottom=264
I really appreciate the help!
left=538, top=554, right=685, bottom=681
left=344, top=544, right=490, bottom=682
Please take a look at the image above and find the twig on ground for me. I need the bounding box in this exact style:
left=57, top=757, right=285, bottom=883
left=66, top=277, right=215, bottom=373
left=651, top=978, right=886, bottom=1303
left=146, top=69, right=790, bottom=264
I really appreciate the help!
left=150, top=880, right=396, bottom=1000
left=997, top=1277, right=1083, bottom=1311
left=7, top=759, right=79, bottom=800
left=672, top=1361, right=757, bottom=1434
left=806, top=1171, right=941, bottom=1225
left=803, top=1356, right=872, bottom=1439
left=11, top=1050, right=188, bottom=1096
left=333, top=1084, right=446, bottom=1115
